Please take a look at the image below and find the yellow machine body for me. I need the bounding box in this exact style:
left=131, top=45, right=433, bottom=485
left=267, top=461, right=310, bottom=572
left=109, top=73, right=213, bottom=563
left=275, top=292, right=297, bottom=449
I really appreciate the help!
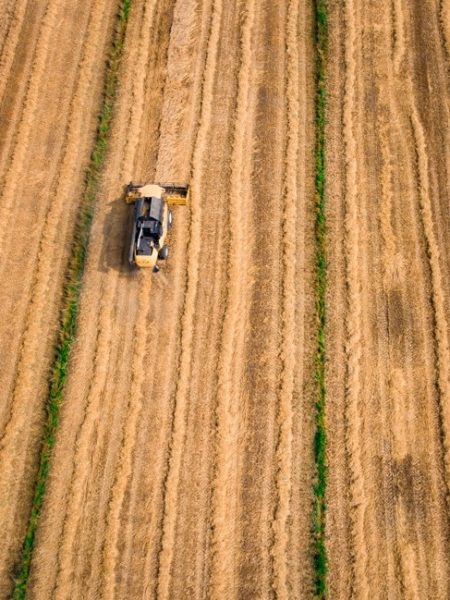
left=125, top=182, right=188, bottom=270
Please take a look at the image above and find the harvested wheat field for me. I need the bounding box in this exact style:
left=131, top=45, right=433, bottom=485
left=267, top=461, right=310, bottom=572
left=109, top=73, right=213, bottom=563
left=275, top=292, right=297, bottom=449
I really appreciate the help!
left=0, top=0, right=120, bottom=595
left=326, top=0, right=450, bottom=598
left=1, top=0, right=450, bottom=598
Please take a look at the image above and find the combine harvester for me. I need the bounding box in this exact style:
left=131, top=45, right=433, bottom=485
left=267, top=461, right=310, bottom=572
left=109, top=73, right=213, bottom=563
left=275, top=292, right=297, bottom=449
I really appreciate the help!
left=125, top=182, right=189, bottom=271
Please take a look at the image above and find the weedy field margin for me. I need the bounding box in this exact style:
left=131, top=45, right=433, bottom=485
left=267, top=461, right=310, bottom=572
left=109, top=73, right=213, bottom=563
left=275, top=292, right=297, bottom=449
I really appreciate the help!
left=313, top=0, right=328, bottom=597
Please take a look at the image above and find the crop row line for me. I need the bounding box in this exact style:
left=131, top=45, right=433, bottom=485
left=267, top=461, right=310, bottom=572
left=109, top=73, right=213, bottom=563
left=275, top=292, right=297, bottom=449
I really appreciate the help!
left=313, top=0, right=328, bottom=598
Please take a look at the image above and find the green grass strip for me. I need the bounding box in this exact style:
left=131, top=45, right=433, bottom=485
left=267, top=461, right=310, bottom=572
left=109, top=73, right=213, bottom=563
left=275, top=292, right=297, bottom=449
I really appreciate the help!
left=313, top=0, right=328, bottom=598
left=12, top=2, right=132, bottom=597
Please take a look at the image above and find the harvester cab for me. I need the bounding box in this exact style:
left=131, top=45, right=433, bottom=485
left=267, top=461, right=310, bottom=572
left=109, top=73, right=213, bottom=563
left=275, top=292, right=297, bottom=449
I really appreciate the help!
left=125, top=182, right=189, bottom=271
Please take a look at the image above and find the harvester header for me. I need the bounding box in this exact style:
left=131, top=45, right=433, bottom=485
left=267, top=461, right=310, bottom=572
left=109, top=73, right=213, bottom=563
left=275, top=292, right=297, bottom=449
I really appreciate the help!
left=125, top=182, right=190, bottom=205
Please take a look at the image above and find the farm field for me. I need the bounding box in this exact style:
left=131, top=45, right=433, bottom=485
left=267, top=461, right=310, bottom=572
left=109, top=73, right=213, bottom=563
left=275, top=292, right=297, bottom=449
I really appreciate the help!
left=326, top=0, right=450, bottom=597
left=0, top=0, right=450, bottom=599
left=0, top=0, right=119, bottom=594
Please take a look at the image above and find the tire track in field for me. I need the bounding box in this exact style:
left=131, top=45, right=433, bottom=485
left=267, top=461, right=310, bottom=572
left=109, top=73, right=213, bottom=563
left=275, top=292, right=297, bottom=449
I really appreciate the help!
left=271, top=0, right=300, bottom=596
left=341, top=0, right=370, bottom=596
left=234, top=1, right=284, bottom=594
left=208, top=1, right=257, bottom=596
left=51, top=4, right=162, bottom=597
left=154, top=0, right=223, bottom=596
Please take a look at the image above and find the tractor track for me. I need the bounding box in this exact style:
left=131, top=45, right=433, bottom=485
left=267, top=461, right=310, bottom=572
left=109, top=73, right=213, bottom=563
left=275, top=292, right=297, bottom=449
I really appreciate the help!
left=236, top=2, right=286, bottom=597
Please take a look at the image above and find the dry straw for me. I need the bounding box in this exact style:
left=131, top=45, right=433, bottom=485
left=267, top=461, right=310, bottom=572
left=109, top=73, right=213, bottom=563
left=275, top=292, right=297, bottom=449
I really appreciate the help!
left=12, top=1, right=132, bottom=597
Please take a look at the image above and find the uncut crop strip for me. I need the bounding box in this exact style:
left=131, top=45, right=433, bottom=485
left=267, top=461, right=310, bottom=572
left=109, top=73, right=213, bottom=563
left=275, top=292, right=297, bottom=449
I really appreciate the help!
left=313, top=0, right=328, bottom=597
left=12, top=2, right=132, bottom=597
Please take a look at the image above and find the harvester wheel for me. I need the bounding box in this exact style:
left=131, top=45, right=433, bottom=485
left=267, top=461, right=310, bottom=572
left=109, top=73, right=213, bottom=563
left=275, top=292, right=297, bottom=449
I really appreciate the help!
left=158, top=245, right=169, bottom=260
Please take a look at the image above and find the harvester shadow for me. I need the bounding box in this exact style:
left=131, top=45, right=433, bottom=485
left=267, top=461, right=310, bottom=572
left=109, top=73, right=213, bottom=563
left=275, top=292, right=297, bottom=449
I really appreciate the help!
left=97, top=193, right=135, bottom=277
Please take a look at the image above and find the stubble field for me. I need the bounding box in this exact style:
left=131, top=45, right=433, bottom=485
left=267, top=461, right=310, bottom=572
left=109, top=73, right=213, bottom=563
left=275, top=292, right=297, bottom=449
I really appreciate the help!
left=0, top=0, right=449, bottom=598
